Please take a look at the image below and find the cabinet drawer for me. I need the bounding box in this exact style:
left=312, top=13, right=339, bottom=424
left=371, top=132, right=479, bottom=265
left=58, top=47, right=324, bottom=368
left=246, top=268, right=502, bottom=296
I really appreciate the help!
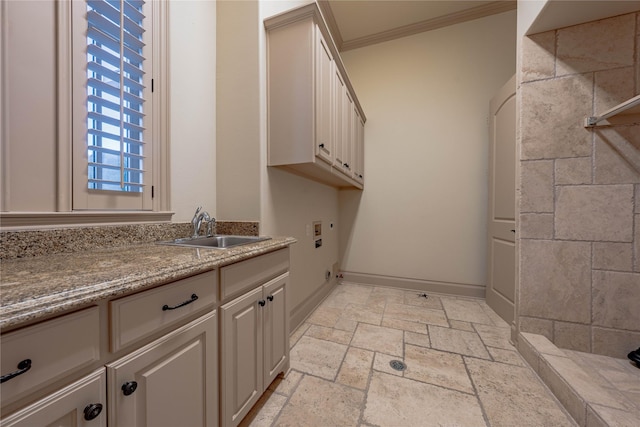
left=110, top=270, right=217, bottom=352
left=1, top=307, right=100, bottom=406
left=220, top=248, right=289, bottom=301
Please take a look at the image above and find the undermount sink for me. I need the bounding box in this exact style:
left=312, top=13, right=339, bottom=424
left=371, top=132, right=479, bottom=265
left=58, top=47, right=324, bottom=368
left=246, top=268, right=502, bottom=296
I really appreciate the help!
left=160, top=235, right=271, bottom=249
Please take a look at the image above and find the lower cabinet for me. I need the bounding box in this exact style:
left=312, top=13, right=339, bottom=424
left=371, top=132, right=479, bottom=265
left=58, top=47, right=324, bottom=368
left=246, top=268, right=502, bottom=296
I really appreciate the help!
left=1, top=311, right=217, bottom=427
left=0, top=369, right=107, bottom=427
left=220, top=273, right=289, bottom=427
left=107, top=311, right=218, bottom=427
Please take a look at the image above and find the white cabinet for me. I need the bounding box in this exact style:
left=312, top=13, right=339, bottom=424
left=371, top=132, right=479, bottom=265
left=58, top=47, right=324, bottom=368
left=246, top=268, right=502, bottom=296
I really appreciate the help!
left=219, top=249, right=290, bottom=427
left=220, top=274, right=289, bottom=427
left=353, top=109, right=365, bottom=185
left=315, top=29, right=334, bottom=165
left=0, top=369, right=107, bottom=427
left=265, top=3, right=365, bottom=189
left=1, top=272, right=218, bottom=427
left=107, top=311, right=218, bottom=427
left=0, top=307, right=101, bottom=407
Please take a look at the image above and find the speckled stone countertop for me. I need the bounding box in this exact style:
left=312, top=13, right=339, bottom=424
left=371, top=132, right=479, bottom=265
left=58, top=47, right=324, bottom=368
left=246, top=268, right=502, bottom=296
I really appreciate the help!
left=0, top=236, right=296, bottom=331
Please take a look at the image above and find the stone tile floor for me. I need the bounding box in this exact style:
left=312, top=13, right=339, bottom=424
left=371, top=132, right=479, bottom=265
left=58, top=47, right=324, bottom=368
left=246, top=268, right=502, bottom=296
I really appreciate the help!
left=240, top=283, right=578, bottom=426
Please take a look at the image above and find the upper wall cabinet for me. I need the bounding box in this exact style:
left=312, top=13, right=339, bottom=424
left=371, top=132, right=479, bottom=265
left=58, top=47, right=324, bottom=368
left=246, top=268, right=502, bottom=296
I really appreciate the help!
left=265, top=3, right=366, bottom=190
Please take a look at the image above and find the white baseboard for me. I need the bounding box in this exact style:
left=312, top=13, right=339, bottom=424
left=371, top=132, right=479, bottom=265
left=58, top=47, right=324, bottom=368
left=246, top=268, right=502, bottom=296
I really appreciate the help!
left=339, top=271, right=486, bottom=299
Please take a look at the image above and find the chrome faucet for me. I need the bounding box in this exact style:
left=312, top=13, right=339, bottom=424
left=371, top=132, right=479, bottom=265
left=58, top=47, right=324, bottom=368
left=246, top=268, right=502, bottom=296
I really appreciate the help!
left=191, top=207, right=215, bottom=238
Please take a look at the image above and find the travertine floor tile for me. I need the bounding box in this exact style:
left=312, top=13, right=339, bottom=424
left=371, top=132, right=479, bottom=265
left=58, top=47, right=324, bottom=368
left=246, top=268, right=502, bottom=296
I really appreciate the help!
left=544, top=354, right=631, bottom=410
left=380, top=317, right=429, bottom=334
left=384, top=302, right=449, bottom=326
left=268, top=370, right=303, bottom=396
left=373, top=352, right=403, bottom=377
left=276, top=375, right=364, bottom=426
left=588, top=403, right=640, bottom=427
left=242, top=284, right=584, bottom=427
left=306, top=305, right=342, bottom=328
left=363, top=371, right=486, bottom=427
left=404, top=345, right=474, bottom=393
left=449, top=319, right=475, bottom=331
left=241, top=390, right=287, bottom=427
left=486, top=346, right=526, bottom=367
left=403, top=291, right=443, bottom=310
left=322, top=283, right=372, bottom=308
left=333, top=317, right=358, bottom=332
left=405, top=331, right=431, bottom=348
left=289, top=322, right=309, bottom=348
left=289, top=336, right=347, bottom=380
left=429, top=325, right=491, bottom=359
left=474, top=323, right=513, bottom=350
left=305, top=324, right=354, bottom=345
left=336, top=347, right=374, bottom=390
left=339, top=302, right=383, bottom=325
left=351, top=323, right=404, bottom=356
left=441, top=298, right=494, bottom=325
left=466, top=357, right=577, bottom=427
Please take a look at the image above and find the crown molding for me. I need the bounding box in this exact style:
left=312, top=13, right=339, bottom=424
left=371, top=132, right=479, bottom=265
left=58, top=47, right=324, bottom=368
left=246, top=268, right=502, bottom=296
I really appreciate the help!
left=340, top=1, right=516, bottom=52
left=317, top=0, right=343, bottom=51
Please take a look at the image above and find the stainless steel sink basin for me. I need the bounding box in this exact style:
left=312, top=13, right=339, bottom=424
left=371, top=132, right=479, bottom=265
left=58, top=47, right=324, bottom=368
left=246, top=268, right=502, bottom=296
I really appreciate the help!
left=160, top=235, right=271, bottom=249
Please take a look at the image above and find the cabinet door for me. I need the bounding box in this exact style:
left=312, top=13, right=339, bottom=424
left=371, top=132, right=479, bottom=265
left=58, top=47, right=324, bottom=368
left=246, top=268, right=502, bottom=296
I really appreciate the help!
left=353, top=112, right=365, bottom=184
left=315, top=26, right=333, bottom=165
left=263, top=273, right=289, bottom=387
left=332, top=63, right=345, bottom=171
left=220, top=287, right=264, bottom=427
left=337, top=90, right=354, bottom=177
left=107, top=311, right=218, bottom=427
left=0, top=369, right=106, bottom=427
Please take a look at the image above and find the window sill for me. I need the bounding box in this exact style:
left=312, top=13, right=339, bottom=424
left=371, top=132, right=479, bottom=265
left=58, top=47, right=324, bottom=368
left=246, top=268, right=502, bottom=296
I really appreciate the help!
left=0, top=211, right=174, bottom=230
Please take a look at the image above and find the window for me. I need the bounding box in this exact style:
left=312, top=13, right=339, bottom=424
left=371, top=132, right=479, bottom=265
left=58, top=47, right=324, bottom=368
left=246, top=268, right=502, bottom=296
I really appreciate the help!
left=72, top=0, right=156, bottom=210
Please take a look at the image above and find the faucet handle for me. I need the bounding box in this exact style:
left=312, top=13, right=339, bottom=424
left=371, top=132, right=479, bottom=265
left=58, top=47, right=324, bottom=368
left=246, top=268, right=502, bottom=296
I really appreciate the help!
left=205, top=218, right=215, bottom=237
left=193, top=206, right=202, bottom=218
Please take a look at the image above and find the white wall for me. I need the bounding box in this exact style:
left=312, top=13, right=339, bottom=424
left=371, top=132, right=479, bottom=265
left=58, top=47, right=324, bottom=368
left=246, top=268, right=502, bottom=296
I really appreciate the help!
left=216, top=0, right=262, bottom=222
left=1, top=1, right=57, bottom=212
left=170, top=0, right=217, bottom=221
left=339, top=10, right=517, bottom=291
left=217, top=0, right=340, bottom=327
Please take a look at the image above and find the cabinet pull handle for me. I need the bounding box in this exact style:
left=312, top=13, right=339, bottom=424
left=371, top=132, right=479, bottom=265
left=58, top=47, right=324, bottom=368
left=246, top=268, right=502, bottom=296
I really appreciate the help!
left=162, top=294, right=198, bottom=311
left=343, top=163, right=349, bottom=168
left=258, top=300, right=266, bottom=307
left=83, top=403, right=103, bottom=421
left=319, top=143, right=325, bottom=148
left=122, top=381, right=138, bottom=396
left=267, top=295, right=274, bottom=302
left=0, top=359, right=32, bottom=383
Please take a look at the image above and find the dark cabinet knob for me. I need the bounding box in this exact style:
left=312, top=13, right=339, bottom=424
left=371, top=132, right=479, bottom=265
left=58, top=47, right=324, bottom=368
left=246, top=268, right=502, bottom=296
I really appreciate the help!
left=319, top=143, right=325, bottom=148
left=258, top=300, right=266, bottom=307
left=267, top=295, right=274, bottom=302
left=83, top=403, right=103, bottom=421
left=122, top=381, right=138, bottom=396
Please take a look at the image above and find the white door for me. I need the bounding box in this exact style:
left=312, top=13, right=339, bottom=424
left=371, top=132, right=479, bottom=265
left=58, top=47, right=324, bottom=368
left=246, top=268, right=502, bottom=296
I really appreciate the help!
left=486, top=75, right=516, bottom=325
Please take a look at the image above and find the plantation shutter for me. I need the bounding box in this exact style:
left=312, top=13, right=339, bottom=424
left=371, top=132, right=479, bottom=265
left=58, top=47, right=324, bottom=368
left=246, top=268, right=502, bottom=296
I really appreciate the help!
left=86, top=0, right=146, bottom=193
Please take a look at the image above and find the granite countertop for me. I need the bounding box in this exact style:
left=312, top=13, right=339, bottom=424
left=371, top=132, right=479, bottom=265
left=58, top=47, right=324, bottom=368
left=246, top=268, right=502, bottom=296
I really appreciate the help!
left=0, top=236, right=296, bottom=331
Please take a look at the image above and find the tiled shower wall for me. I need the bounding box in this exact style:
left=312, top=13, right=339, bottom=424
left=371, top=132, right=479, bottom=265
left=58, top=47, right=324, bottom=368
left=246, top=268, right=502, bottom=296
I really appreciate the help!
left=518, top=12, right=640, bottom=358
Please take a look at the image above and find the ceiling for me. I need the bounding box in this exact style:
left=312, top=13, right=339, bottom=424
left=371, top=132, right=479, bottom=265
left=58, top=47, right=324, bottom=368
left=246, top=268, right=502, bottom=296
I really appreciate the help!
left=319, top=0, right=517, bottom=51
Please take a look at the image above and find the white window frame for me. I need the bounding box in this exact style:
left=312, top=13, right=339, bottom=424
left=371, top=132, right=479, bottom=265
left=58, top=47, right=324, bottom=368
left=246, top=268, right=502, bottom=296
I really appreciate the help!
left=72, top=0, right=153, bottom=211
